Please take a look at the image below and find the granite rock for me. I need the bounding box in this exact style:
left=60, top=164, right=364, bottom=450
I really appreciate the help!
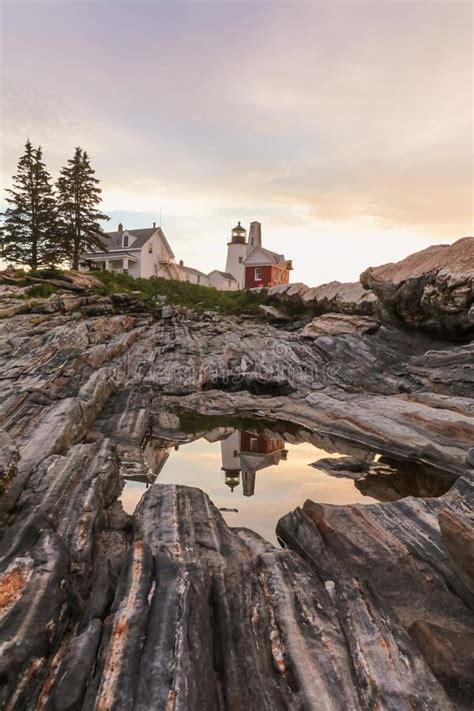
left=360, top=236, right=474, bottom=334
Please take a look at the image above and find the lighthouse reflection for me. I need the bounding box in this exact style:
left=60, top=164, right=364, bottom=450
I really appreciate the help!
left=220, top=429, right=287, bottom=496
left=131, top=427, right=288, bottom=498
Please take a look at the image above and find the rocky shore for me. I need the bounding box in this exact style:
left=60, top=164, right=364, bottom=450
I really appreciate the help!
left=0, top=238, right=473, bottom=709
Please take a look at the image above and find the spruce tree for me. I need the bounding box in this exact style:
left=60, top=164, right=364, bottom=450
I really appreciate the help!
left=56, top=147, right=109, bottom=269
left=1, top=140, right=60, bottom=269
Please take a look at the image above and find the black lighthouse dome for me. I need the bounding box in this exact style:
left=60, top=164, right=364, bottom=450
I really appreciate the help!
left=231, top=221, right=247, bottom=244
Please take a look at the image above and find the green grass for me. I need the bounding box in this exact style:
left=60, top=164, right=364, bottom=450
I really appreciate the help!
left=173, top=408, right=312, bottom=437
left=91, top=270, right=269, bottom=315
left=29, top=267, right=65, bottom=280
left=1, top=267, right=270, bottom=316
left=25, top=282, right=57, bottom=299
left=174, top=409, right=278, bottom=435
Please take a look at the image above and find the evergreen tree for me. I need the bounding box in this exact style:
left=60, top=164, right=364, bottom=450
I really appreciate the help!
left=0, top=140, right=60, bottom=269
left=56, top=147, right=109, bottom=269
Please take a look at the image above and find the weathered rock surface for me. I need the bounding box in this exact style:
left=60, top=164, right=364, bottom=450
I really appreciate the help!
left=267, top=280, right=379, bottom=317
left=0, top=263, right=473, bottom=708
left=301, top=313, right=379, bottom=337
left=277, top=473, right=474, bottom=709
left=360, top=236, right=474, bottom=334
left=301, top=280, right=378, bottom=315
left=258, top=303, right=291, bottom=322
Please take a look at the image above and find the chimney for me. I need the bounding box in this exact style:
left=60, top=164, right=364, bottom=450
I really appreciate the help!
left=118, top=223, right=123, bottom=233
left=248, top=221, right=262, bottom=249
left=179, top=259, right=184, bottom=267
left=153, top=221, right=156, bottom=229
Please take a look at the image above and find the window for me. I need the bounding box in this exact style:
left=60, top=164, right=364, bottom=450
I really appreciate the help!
left=123, top=234, right=129, bottom=247
left=250, top=437, right=259, bottom=452
left=255, top=267, right=263, bottom=281
left=148, top=243, right=153, bottom=253
left=238, top=256, right=243, bottom=263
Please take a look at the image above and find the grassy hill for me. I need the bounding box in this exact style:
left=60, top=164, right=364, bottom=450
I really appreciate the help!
left=4, top=268, right=269, bottom=316
left=91, top=270, right=268, bottom=315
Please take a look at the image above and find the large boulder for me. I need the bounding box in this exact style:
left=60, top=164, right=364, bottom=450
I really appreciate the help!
left=266, top=282, right=309, bottom=309
left=302, top=281, right=378, bottom=316
left=360, top=237, right=474, bottom=334
left=267, top=280, right=378, bottom=317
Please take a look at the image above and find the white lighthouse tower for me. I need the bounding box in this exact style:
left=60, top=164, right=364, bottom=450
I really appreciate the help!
left=225, top=222, right=247, bottom=289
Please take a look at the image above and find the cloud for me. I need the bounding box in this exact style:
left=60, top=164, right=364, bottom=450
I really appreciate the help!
left=1, top=0, right=472, bottom=284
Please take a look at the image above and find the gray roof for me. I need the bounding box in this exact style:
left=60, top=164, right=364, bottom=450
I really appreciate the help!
left=209, top=270, right=238, bottom=281
left=244, top=246, right=286, bottom=265
left=179, top=264, right=209, bottom=278
left=99, top=227, right=175, bottom=258
left=81, top=250, right=138, bottom=260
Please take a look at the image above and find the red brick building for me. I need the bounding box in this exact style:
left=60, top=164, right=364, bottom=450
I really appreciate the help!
left=224, top=221, right=292, bottom=289
left=240, top=431, right=286, bottom=455
left=244, top=257, right=291, bottom=289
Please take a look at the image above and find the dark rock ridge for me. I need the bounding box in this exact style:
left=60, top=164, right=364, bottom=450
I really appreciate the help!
left=0, top=252, right=473, bottom=708
left=267, top=280, right=378, bottom=316
left=360, top=236, right=474, bottom=334
left=264, top=237, right=473, bottom=337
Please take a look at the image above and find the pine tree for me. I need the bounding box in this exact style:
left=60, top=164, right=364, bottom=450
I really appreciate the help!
left=56, top=147, right=109, bottom=270
left=0, top=140, right=61, bottom=269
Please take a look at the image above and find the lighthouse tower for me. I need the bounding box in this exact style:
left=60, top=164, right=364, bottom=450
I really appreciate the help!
left=225, top=222, right=247, bottom=289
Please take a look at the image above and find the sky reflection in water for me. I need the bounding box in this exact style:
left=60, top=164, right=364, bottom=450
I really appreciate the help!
left=121, top=428, right=377, bottom=544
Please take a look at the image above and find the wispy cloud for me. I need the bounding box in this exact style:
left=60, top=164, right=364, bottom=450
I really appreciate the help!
left=1, top=0, right=472, bottom=284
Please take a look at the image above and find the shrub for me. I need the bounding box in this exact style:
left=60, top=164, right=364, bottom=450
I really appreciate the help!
left=30, top=267, right=64, bottom=280
left=25, top=282, right=57, bottom=299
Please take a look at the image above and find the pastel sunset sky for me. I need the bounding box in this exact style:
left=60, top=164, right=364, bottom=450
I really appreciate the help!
left=1, top=0, right=472, bottom=284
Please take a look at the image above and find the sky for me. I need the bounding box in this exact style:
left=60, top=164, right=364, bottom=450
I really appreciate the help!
left=1, top=0, right=472, bottom=285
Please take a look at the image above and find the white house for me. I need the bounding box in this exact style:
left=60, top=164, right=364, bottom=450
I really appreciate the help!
left=176, top=261, right=210, bottom=287
left=208, top=270, right=239, bottom=291
left=80, top=223, right=180, bottom=279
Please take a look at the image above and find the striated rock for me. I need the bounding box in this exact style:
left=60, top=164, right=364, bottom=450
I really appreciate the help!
left=266, top=282, right=309, bottom=309
left=360, top=236, right=474, bottom=334
left=267, top=280, right=378, bottom=319
left=302, top=280, right=378, bottom=316
left=58, top=270, right=103, bottom=290
left=438, top=509, right=474, bottom=588
left=0, top=264, right=473, bottom=707
left=408, top=620, right=474, bottom=707
left=0, top=429, right=19, bottom=495
left=355, top=464, right=455, bottom=502
left=311, top=455, right=455, bottom=501
left=310, top=455, right=370, bottom=477
left=277, top=474, right=474, bottom=708
left=468, top=448, right=474, bottom=467
left=258, top=304, right=291, bottom=322
left=301, top=313, right=379, bottom=338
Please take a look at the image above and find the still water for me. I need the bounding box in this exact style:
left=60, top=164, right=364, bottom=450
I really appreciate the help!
left=120, top=424, right=379, bottom=544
